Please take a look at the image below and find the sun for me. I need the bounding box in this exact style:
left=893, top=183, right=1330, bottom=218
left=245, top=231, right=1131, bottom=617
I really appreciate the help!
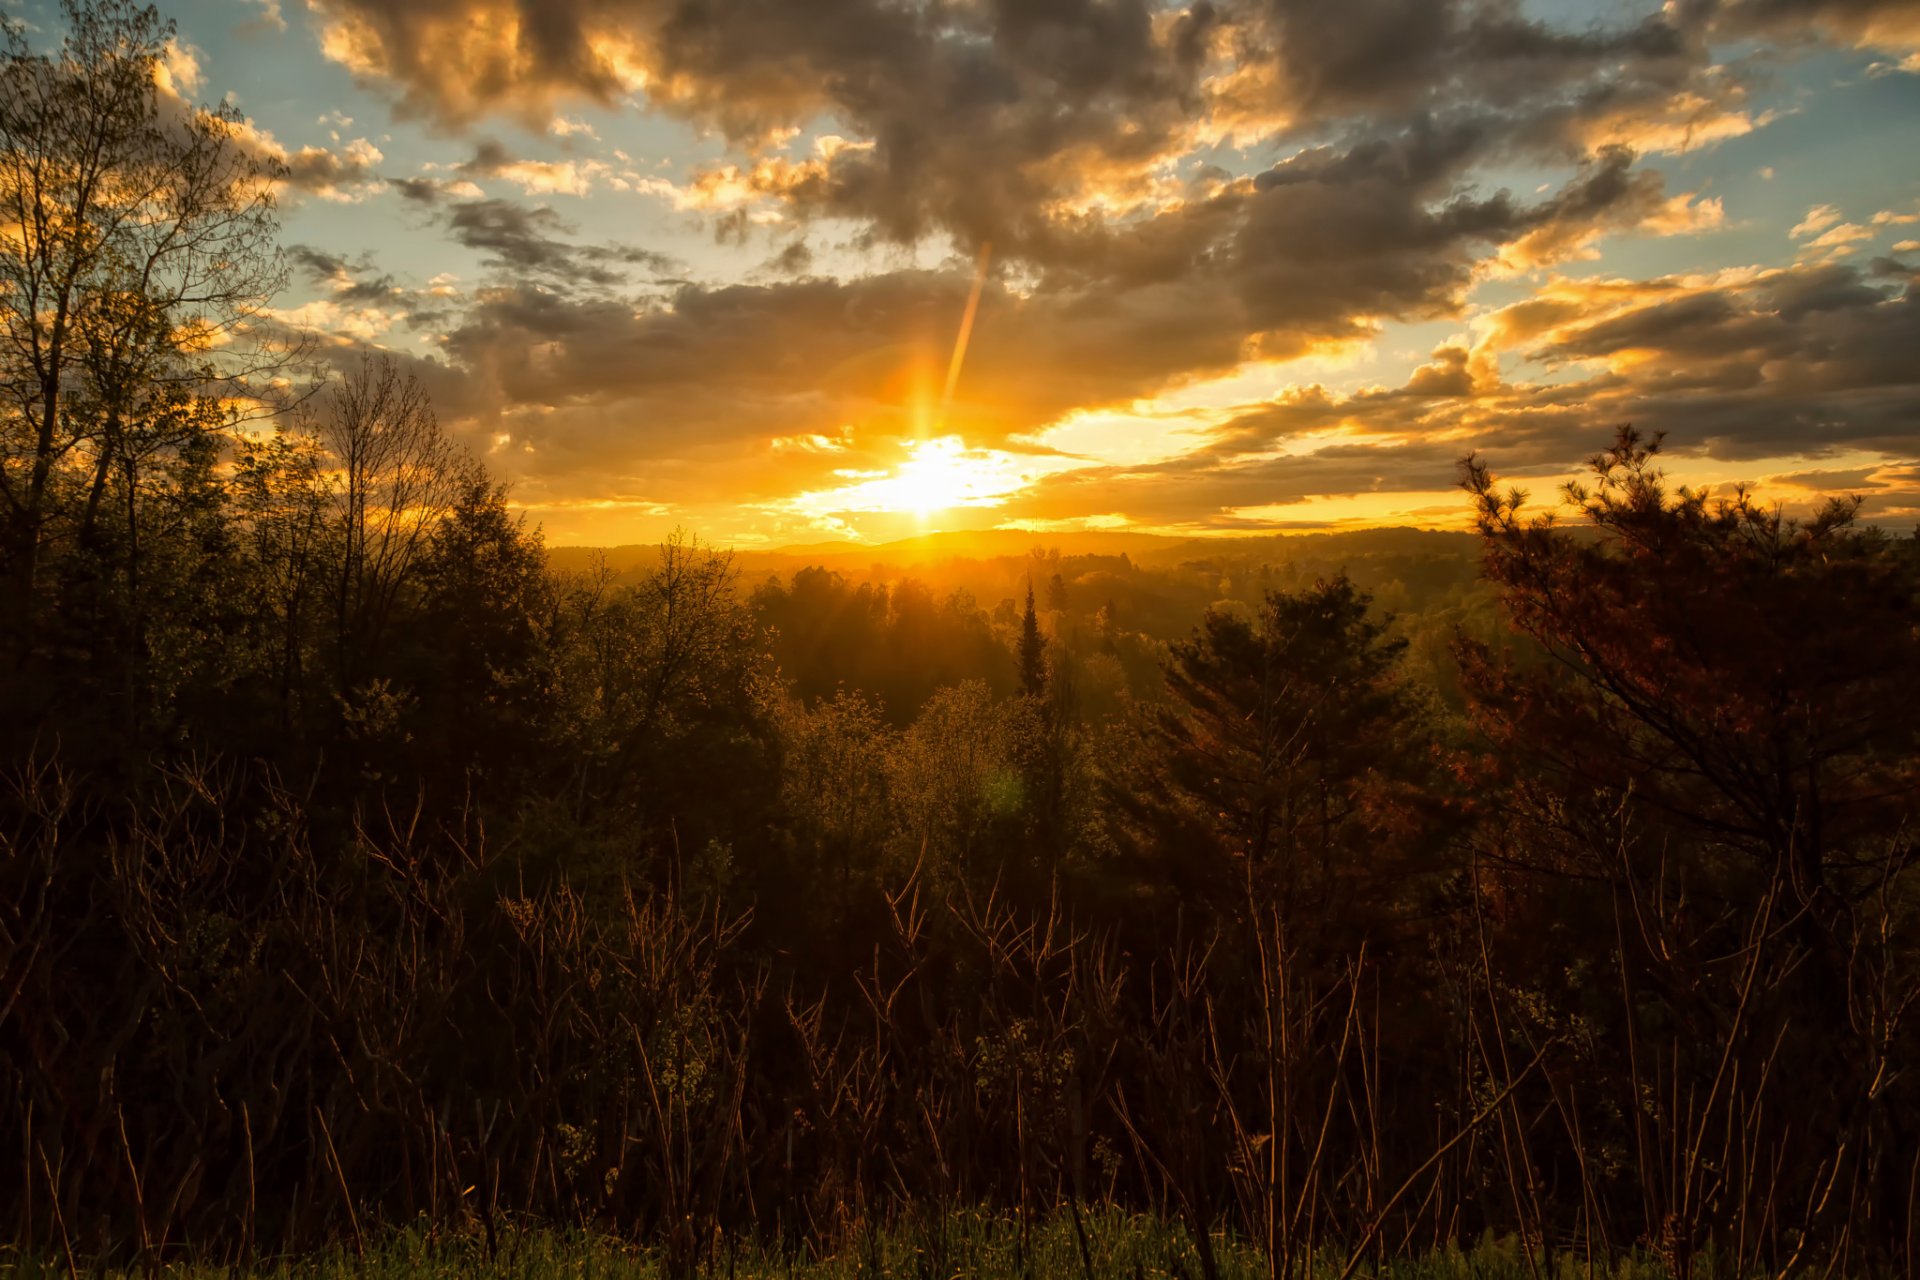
left=775, top=434, right=1082, bottom=538
left=785, top=436, right=1029, bottom=525
left=885, top=437, right=985, bottom=516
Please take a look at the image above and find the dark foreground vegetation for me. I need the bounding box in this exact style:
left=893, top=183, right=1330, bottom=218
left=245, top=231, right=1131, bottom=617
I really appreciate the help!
left=4, top=3, right=1920, bottom=1277
left=4, top=1217, right=1688, bottom=1280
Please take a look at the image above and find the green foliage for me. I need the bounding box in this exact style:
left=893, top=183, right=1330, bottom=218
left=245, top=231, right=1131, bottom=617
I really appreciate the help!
left=0, top=1218, right=1697, bottom=1280
left=752, top=566, right=1019, bottom=721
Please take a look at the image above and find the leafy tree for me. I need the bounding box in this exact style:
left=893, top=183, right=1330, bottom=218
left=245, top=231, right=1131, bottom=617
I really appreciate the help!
left=551, top=532, right=777, bottom=851
left=316, top=355, right=461, bottom=696
left=752, top=566, right=1016, bottom=720
left=1459, top=427, right=1920, bottom=1269
left=230, top=422, right=331, bottom=735
left=774, top=687, right=895, bottom=918
left=0, top=0, right=290, bottom=652
left=886, top=679, right=1039, bottom=893
left=1460, top=426, right=1920, bottom=946
left=402, top=467, right=553, bottom=793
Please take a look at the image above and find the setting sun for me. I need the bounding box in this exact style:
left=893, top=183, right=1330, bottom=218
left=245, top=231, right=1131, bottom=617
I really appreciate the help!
left=784, top=436, right=1034, bottom=525
left=885, top=438, right=1007, bottom=516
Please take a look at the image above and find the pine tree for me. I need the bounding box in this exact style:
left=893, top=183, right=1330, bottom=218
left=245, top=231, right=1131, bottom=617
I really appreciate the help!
left=1018, top=579, right=1047, bottom=698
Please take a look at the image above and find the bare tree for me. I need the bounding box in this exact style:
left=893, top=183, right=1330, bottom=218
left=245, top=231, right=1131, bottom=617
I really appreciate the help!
left=315, top=354, right=461, bottom=691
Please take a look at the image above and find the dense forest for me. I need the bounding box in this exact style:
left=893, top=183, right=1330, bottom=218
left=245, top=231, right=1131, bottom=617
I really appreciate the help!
left=3, top=4, right=1919, bottom=1278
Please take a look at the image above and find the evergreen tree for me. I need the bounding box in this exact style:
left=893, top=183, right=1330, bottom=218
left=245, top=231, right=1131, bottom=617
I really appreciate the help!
left=1018, top=578, right=1047, bottom=697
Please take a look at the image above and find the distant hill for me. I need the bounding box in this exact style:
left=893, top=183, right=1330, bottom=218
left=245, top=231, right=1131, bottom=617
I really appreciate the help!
left=545, top=526, right=1481, bottom=582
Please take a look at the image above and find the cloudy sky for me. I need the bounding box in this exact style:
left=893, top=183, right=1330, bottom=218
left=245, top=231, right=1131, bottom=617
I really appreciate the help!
left=54, top=0, right=1920, bottom=543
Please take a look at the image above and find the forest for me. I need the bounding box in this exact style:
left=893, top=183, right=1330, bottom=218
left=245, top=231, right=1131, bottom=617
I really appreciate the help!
left=3, top=4, right=1919, bottom=1278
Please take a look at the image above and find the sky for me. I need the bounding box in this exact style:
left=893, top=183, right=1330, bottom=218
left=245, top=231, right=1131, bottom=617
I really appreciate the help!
left=24, top=0, right=1920, bottom=545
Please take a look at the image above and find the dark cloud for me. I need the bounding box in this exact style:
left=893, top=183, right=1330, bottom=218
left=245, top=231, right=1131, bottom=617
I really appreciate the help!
left=443, top=197, right=676, bottom=287
left=306, top=0, right=1757, bottom=263
left=289, top=245, right=354, bottom=284
left=433, top=266, right=1251, bottom=461
left=289, top=245, right=404, bottom=303
left=387, top=176, right=447, bottom=202
left=998, top=439, right=1478, bottom=529
left=764, top=241, right=813, bottom=276
left=1230, top=135, right=1667, bottom=341
left=276, top=141, right=382, bottom=196
left=1712, top=0, right=1920, bottom=52
left=395, top=109, right=1757, bottom=505
left=458, top=137, right=518, bottom=177
left=1230, top=0, right=1695, bottom=127
left=1499, top=263, right=1920, bottom=459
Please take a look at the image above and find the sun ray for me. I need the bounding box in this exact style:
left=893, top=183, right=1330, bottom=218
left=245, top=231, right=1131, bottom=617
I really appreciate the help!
left=934, top=242, right=992, bottom=437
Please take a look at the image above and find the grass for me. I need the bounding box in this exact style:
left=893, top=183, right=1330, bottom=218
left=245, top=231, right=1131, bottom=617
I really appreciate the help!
left=0, top=1211, right=1682, bottom=1279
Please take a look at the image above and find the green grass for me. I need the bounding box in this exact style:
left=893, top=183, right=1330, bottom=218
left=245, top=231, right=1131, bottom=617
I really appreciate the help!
left=0, top=1212, right=1679, bottom=1279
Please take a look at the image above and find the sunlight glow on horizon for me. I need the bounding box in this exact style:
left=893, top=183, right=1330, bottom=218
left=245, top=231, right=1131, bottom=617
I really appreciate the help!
left=781, top=436, right=1038, bottom=524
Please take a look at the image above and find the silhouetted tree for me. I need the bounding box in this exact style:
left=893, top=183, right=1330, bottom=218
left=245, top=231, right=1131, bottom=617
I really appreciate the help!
left=317, top=356, right=461, bottom=696
left=1459, top=426, right=1920, bottom=1273
left=1461, top=426, right=1920, bottom=953
left=402, top=466, right=553, bottom=794
left=1112, top=573, right=1440, bottom=920
left=1018, top=579, right=1047, bottom=698
left=0, top=0, right=291, bottom=661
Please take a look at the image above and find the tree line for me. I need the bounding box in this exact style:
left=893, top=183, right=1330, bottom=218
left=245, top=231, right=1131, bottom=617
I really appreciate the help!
left=3, top=4, right=1918, bottom=1277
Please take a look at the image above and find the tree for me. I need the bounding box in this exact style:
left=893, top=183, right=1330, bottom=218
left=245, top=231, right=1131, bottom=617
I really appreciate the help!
left=230, top=422, right=331, bottom=733
left=1113, top=573, right=1438, bottom=917
left=1460, top=426, right=1920, bottom=941
left=404, top=467, right=553, bottom=791
left=1045, top=571, right=1068, bottom=612
left=551, top=532, right=777, bottom=847
left=1018, top=578, right=1047, bottom=698
left=1459, top=427, right=1920, bottom=1268
left=0, top=0, right=290, bottom=648
left=775, top=688, right=895, bottom=914
left=316, top=356, right=461, bottom=694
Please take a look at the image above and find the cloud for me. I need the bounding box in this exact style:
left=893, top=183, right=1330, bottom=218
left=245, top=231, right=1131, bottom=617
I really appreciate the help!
left=212, top=116, right=387, bottom=201
left=281, top=136, right=387, bottom=200
left=1715, top=0, right=1920, bottom=61
left=1011, top=266, right=1920, bottom=530
left=304, top=0, right=1751, bottom=268
left=278, top=245, right=471, bottom=337
left=429, top=266, right=1249, bottom=470
left=456, top=138, right=612, bottom=195
left=291, top=0, right=1904, bottom=277
left=1793, top=204, right=1845, bottom=238
left=1228, top=135, right=1715, bottom=343
left=442, top=197, right=675, bottom=286
left=156, top=38, right=204, bottom=98
left=278, top=0, right=1920, bottom=538
left=361, top=111, right=1787, bottom=519
left=988, top=438, right=1478, bottom=530
left=238, top=0, right=288, bottom=35
left=388, top=175, right=487, bottom=203
left=288, top=245, right=401, bottom=301
left=1480, top=261, right=1920, bottom=458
